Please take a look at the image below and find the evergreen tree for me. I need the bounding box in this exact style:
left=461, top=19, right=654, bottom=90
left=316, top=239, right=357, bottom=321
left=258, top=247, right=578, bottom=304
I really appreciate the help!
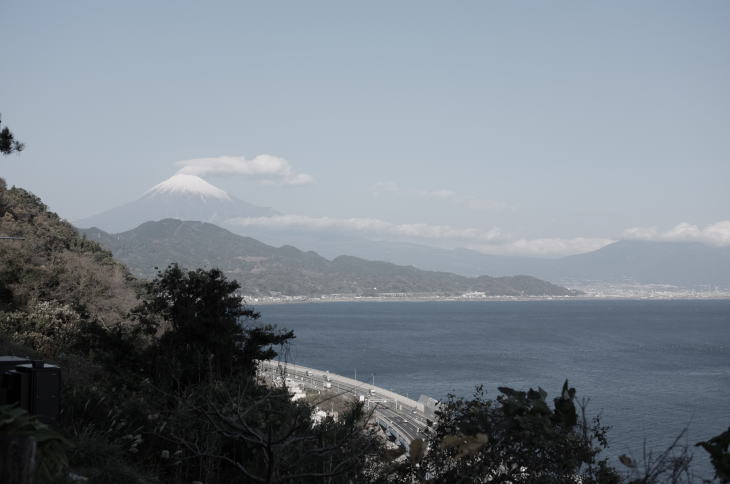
left=137, top=263, right=294, bottom=386
left=0, top=115, right=24, bottom=155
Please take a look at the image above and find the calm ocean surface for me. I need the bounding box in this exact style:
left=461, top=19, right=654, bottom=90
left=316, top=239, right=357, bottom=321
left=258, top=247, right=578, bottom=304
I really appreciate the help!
left=257, top=299, right=730, bottom=477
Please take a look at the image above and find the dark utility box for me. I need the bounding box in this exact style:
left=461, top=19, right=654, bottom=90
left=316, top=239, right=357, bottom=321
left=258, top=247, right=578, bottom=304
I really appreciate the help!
left=4, top=361, right=61, bottom=424
left=0, top=356, right=31, bottom=404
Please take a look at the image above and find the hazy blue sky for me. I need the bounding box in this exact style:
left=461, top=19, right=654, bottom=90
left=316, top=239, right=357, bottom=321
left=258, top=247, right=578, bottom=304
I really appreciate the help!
left=2, top=1, right=729, bottom=255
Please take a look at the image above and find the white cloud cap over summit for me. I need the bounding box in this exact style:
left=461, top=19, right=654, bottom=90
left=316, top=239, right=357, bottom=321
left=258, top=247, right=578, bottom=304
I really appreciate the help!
left=623, top=220, right=730, bottom=246
left=176, top=155, right=314, bottom=185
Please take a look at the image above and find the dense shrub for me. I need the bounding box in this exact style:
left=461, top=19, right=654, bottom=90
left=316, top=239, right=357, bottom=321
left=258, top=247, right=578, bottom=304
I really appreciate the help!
left=389, top=382, right=621, bottom=483
left=0, top=301, right=84, bottom=357
left=134, top=263, right=294, bottom=388
left=0, top=178, right=139, bottom=323
left=0, top=404, right=72, bottom=482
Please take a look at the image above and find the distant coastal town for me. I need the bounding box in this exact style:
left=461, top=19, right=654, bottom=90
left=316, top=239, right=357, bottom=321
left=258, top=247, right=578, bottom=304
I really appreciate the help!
left=245, top=284, right=730, bottom=305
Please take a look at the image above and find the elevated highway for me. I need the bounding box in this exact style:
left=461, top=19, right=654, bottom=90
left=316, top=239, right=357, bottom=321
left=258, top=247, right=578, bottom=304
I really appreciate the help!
left=258, top=360, right=434, bottom=449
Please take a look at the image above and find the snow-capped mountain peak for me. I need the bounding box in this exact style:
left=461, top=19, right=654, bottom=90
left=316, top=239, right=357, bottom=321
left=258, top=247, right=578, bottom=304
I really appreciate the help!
left=145, top=174, right=231, bottom=200
left=75, top=173, right=278, bottom=232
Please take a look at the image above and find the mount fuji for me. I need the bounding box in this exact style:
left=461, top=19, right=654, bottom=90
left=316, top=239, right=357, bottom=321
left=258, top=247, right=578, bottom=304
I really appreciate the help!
left=75, top=174, right=278, bottom=233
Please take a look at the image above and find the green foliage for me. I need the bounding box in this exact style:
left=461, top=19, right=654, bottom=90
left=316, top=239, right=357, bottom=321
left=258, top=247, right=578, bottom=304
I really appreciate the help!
left=158, top=379, right=385, bottom=483
left=0, top=404, right=72, bottom=481
left=59, top=379, right=158, bottom=483
left=0, top=115, right=24, bottom=155
left=392, top=381, right=620, bottom=483
left=0, top=179, right=139, bottom=322
left=0, top=301, right=84, bottom=357
left=136, top=263, right=294, bottom=386
left=697, top=427, right=730, bottom=483
left=49, top=264, right=386, bottom=482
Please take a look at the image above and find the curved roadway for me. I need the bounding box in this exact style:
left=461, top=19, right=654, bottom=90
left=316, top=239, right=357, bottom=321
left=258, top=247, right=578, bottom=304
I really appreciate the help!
left=259, top=360, right=431, bottom=447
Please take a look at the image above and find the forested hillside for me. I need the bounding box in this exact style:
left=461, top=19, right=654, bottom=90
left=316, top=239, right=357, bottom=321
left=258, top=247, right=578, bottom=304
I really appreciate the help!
left=81, top=219, right=578, bottom=297
left=1, top=179, right=726, bottom=483
left=0, top=178, right=390, bottom=482
left=0, top=178, right=139, bottom=324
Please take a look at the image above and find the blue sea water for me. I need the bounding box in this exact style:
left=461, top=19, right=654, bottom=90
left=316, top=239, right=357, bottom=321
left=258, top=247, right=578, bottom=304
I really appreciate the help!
left=256, top=299, right=730, bottom=478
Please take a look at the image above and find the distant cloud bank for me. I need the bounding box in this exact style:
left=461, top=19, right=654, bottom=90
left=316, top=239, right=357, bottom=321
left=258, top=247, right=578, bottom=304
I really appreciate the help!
left=228, top=214, right=730, bottom=257
left=229, top=215, right=730, bottom=257
left=623, top=220, right=730, bottom=246
left=466, top=237, right=616, bottom=257
left=228, top=214, right=615, bottom=257
left=176, top=155, right=313, bottom=185
left=229, top=214, right=506, bottom=242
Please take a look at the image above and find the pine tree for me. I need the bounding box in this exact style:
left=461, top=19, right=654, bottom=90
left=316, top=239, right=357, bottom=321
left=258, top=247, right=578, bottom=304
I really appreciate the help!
left=0, top=115, right=24, bottom=155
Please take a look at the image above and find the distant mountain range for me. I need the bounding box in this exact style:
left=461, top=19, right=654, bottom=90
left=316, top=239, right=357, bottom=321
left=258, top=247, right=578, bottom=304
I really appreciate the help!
left=75, top=174, right=730, bottom=290
left=210, top=230, right=730, bottom=289
left=80, top=219, right=578, bottom=298
left=75, top=174, right=277, bottom=233
left=344, top=239, right=730, bottom=289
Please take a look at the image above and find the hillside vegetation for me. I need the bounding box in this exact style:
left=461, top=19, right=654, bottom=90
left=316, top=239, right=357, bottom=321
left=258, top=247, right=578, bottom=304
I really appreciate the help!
left=81, top=219, right=578, bottom=297
left=0, top=179, right=389, bottom=482
left=1, top=179, right=726, bottom=483
left=0, top=178, right=139, bottom=324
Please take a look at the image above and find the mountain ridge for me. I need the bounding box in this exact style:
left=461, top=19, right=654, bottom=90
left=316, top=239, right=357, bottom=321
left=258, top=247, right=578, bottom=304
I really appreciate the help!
left=284, top=237, right=730, bottom=289
left=75, top=174, right=278, bottom=232
left=72, top=175, right=730, bottom=289
left=80, top=219, right=578, bottom=298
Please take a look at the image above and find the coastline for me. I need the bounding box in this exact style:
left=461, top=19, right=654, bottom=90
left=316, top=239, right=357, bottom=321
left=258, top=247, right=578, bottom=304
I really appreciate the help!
left=244, top=292, right=730, bottom=305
